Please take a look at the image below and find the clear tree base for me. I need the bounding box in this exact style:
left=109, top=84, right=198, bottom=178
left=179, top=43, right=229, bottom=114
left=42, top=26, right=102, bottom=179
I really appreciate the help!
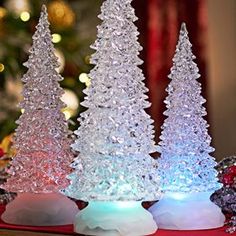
left=74, top=201, right=157, bottom=236
left=1, top=192, right=79, bottom=226
left=149, top=192, right=225, bottom=230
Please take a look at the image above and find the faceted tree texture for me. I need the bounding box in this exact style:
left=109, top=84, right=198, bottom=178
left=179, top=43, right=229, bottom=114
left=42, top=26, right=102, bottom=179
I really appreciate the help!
left=157, top=23, right=221, bottom=193
left=2, top=6, right=74, bottom=193
left=65, top=0, right=161, bottom=201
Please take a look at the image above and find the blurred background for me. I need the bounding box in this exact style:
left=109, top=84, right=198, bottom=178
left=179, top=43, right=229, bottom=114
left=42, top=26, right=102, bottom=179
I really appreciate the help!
left=0, top=0, right=235, bottom=160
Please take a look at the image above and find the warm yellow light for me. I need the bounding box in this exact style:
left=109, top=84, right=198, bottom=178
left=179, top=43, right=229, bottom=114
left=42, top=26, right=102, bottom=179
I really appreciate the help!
left=79, top=73, right=89, bottom=83
left=21, top=109, right=25, bottom=113
left=54, top=48, right=65, bottom=73
left=62, top=89, right=79, bottom=110
left=48, top=0, right=75, bottom=28
left=52, top=33, right=62, bottom=43
left=85, top=80, right=91, bottom=87
left=63, top=110, right=72, bottom=120
left=61, top=89, right=79, bottom=120
left=5, top=0, right=31, bottom=16
left=20, top=11, right=30, bottom=22
left=79, top=73, right=91, bottom=87
left=0, top=7, right=7, bottom=19
left=0, top=63, right=4, bottom=72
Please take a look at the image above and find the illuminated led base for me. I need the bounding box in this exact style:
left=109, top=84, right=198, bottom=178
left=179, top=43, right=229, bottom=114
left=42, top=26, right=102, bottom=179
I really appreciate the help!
left=74, top=201, right=157, bottom=236
left=1, top=192, right=79, bottom=226
left=149, top=192, right=225, bottom=230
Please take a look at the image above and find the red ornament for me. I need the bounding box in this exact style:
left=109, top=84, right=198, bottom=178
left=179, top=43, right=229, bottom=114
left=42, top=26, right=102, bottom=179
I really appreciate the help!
left=227, top=165, right=236, bottom=175
left=0, top=148, right=4, bottom=158
left=222, top=173, right=235, bottom=186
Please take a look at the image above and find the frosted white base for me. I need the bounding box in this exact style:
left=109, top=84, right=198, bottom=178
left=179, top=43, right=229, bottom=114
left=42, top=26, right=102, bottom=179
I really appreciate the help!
left=1, top=192, right=79, bottom=226
left=149, top=192, right=225, bottom=230
left=74, top=201, right=157, bottom=236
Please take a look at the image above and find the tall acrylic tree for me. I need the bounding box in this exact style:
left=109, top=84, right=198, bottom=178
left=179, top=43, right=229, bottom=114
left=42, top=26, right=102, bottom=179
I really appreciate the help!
left=1, top=5, right=78, bottom=226
left=64, top=0, right=161, bottom=235
left=149, top=23, right=225, bottom=230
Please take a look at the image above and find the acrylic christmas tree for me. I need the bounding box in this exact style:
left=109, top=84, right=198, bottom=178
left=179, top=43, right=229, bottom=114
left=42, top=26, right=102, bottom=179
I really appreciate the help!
left=1, top=5, right=78, bottom=226
left=63, top=0, right=161, bottom=235
left=149, top=23, right=225, bottom=230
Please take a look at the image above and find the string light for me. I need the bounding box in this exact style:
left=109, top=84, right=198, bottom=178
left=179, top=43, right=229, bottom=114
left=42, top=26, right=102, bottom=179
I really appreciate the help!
left=48, top=0, right=75, bottom=29
left=0, top=7, right=7, bottom=20
left=54, top=49, right=65, bottom=73
left=61, top=89, right=79, bottom=120
left=5, top=0, right=30, bottom=16
left=79, top=73, right=91, bottom=87
left=63, top=110, right=71, bottom=120
left=20, top=11, right=30, bottom=21
left=52, top=33, right=61, bottom=43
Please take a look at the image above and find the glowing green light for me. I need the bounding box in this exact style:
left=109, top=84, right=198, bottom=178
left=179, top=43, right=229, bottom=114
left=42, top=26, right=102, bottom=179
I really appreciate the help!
left=73, top=201, right=157, bottom=235
left=115, top=201, right=139, bottom=208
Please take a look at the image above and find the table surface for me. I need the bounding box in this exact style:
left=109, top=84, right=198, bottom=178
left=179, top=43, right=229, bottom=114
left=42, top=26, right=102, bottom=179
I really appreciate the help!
left=0, top=227, right=231, bottom=236
left=0, top=205, right=233, bottom=236
left=0, top=229, right=69, bottom=236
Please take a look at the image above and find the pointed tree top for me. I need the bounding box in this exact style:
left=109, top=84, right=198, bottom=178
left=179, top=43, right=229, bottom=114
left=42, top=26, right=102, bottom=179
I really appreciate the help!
left=41, top=4, right=47, bottom=14
left=180, top=22, right=188, bottom=37
left=39, top=4, right=48, bottom=22
left=181, top=22, right=187, bottom=31
left=36, top=4, right=50, bottom=30
left=174, top=22, right=192, bottom=54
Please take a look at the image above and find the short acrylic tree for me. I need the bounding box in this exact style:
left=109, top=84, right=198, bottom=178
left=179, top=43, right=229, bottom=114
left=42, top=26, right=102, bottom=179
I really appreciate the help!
left=149, top=23, right=225, bottom=230
left=64, top=0, right=161, bottom=235
left=1, top=5, right=78, bottom=226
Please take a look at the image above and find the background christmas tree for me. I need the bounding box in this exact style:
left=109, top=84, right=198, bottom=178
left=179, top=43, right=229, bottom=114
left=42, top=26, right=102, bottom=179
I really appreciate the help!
left=157, top=23, right=221, bottom=193
left=0, top=0, right=103, bottom=139
left=3, top=6, right=73, bottom=193
left=65, top=0, right=161, bottom=202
